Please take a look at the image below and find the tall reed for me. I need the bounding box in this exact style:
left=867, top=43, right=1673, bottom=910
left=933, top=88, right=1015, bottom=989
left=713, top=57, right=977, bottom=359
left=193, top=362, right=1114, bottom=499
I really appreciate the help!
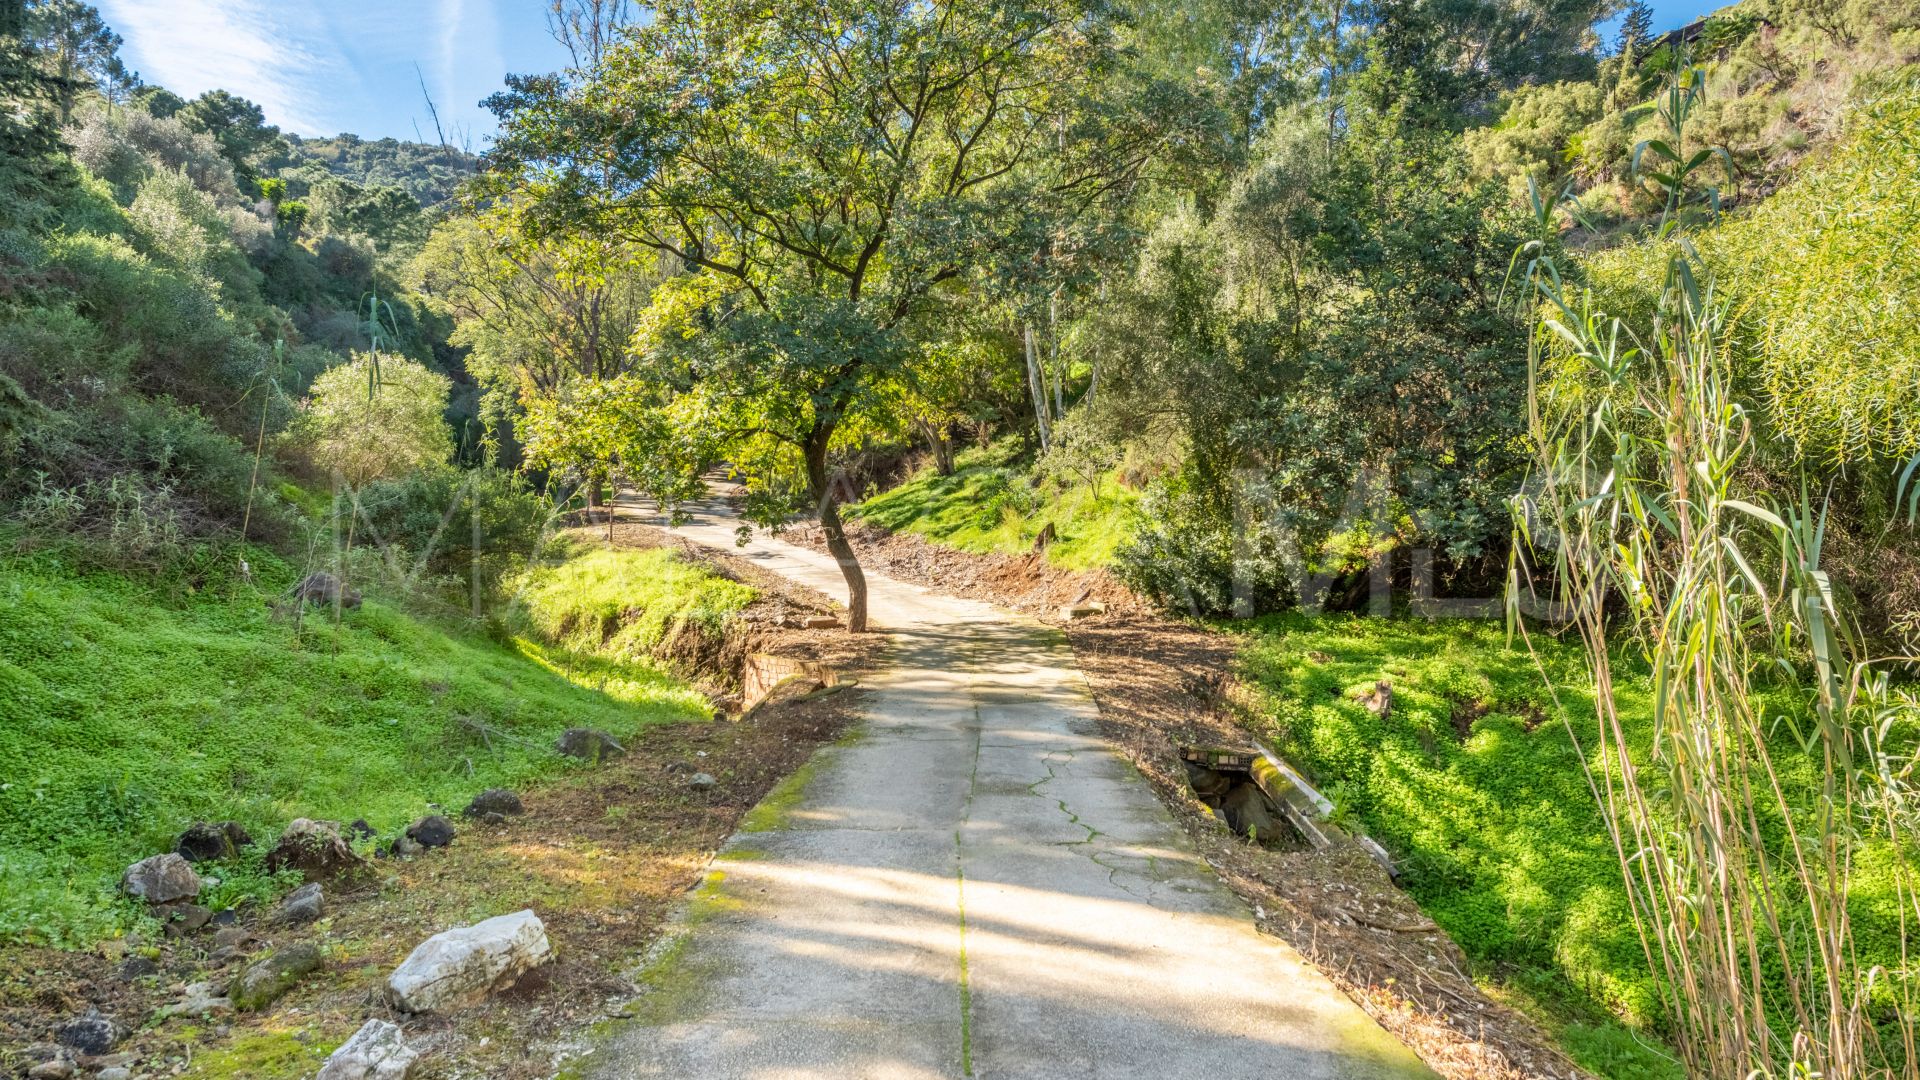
left=1509, top=57, right=1920, bottom=1080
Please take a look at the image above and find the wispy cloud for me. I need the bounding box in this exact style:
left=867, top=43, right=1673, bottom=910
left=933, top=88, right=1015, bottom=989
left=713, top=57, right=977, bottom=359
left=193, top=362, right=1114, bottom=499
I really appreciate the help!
left=99, top=0, right=344, bottom=134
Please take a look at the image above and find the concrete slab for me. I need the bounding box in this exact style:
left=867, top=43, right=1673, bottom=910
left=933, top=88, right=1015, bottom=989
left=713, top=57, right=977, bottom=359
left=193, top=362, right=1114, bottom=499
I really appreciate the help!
left=568, top=493, right=1437, bottom=1080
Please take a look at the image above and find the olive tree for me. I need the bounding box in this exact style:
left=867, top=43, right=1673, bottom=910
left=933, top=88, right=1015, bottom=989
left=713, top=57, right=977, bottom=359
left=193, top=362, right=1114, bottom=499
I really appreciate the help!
left=484, top=0, right=1143, bottom=630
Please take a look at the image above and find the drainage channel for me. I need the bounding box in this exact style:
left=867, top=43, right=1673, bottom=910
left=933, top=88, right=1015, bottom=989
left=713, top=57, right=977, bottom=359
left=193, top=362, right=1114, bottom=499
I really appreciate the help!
left=1181, top=747, right=1304, bottom=849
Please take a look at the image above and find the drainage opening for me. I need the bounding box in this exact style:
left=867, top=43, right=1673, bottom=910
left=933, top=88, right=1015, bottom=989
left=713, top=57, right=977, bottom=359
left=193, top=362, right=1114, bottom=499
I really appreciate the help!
left=1180, top=748, right=1303, bottom=850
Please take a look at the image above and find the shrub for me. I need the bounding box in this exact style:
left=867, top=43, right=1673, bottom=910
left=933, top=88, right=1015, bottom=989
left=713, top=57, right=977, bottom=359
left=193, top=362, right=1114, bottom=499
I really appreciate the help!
left=287, top=353, right=452, bottom=486
left=348, top=466, right=558, bottom=604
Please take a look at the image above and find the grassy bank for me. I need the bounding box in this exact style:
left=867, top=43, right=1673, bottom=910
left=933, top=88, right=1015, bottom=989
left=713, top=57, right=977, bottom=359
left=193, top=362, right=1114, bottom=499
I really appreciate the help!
left=849, top=440, right=1138, bottom=572
left=0, top=541, right=737, bottom=948
left=1230, top=612, right=1912, bottom=1080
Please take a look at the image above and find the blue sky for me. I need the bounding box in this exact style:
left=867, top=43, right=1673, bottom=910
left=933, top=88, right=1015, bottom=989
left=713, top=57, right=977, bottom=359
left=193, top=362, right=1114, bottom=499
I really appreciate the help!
left=100, top=0, right=1719, bottom=146
left=98, top=0, right=571, bottom=144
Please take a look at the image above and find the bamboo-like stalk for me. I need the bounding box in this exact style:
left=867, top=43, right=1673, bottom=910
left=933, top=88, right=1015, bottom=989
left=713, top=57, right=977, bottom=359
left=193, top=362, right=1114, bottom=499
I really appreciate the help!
left=1508, top=54, right=1920, bottom=1080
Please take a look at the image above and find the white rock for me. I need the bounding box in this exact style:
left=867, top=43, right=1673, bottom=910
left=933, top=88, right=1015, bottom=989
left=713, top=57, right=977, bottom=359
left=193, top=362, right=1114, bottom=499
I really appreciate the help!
left=386, top=909, right=551, bottom=1013
left=314, top=1019, right=417, bottom=1080
left=121, top=853, right=200, bottom=903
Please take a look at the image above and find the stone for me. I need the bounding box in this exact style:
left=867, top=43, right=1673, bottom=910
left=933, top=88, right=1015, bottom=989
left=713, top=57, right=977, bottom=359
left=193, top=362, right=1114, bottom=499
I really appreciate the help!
left=315, top=1019, right=417, bottom=1080
left=27, top=1060, right=74, bottom=1079
left=687, top=772, right=718, bottom=790
left=265, top=819, right=363, bottom=880
left=121, top=853, right=199, bottom=904
left=97, top=1069, right=132, bottom=1080
left=156, top=903, right=213, bottom=936
left=346, top=818, right=377, bottom=842
left=386, top=910, right=552, bottom=1014
left=210, top=907, right=239, bottom=927
left=1059, top=600, right=1106, bottom=620
left=175, top=820, right=253, bottom=863
left=480, top=811, right=506, bottom=826
left=404, top=815, right=456, bottom=849
left=117, top=955, right=159, bottom=980
left=230, top=941, right=324, bottom=1011
left=56, top=1008, right=122, bottom=1055
left=462, top=788, right=523, bottom=818
left=212, top=926, right=251, bottom=950
left=276, top=882, right=324, bottom=925
left=156, top=982, right=232, bottom=1020
left=556, top=727, right=624, bottom=763
left=798, top=614, right=840, bottom=630
left=290, top=571, right=361, bottom=609
left=389, top=835, right=424, bottom=859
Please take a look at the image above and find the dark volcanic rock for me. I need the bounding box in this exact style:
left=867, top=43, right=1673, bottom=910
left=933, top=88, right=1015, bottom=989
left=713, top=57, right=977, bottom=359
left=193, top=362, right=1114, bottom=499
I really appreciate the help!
left=275, top=881, right=324, bottom=925
left=556, top=728, right=624, bottom=763
left=56, top=1008, right=123, bottom=1055
left=462, top=788, right=524, bottom=818
left=405, top=815, right=456, bottom=849
left=176, top=820, right=253, bottom=863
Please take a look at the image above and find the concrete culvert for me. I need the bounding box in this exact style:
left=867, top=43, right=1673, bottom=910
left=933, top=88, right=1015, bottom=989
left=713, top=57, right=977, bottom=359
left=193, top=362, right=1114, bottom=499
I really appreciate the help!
left=1181, top=753, right=1302, bottom=849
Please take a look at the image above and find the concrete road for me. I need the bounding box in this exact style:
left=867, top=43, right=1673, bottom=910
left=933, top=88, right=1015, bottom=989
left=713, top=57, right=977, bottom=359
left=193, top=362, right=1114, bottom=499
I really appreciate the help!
left=570, top=496, right=1436, bottom=1080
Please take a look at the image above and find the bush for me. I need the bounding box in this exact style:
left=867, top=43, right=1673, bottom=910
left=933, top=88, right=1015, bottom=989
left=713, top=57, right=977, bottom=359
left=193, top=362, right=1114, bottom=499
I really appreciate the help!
left=348, top=467, right=558, bottom=604
left=287, top=353, right=452, bottom=486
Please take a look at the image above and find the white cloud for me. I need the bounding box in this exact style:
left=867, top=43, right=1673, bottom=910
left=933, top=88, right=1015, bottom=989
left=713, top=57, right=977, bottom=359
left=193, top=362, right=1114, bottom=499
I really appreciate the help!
left=99, top=0, right=345, bottom=135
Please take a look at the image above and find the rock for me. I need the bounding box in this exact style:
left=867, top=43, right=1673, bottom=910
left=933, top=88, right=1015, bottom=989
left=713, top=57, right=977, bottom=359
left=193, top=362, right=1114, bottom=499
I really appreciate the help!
left=155, top=903, right=213, bottom=936
left=389, top=835, right=424, bottom=859
left=556, top=727, right=624, bottom=763
left=210, top=907, right=239, bottom=927
left=212, top=926, right=251, bottom=950
left=121, top=853, right=199, bottom=904
left=798, top=614, right=840, bottom=630
left=56, top=1009, right=122, bottom=1055
left=1058, top=600, right=1106, bottom=620
left=479, top=811, right=506, bottom=826
left=1358, top=678, right=1393, bottom=719
left=230, top=941, right=324, bottom=1011
left=404, top=815, right=456, bottom=849
left=265, top=819, right=363, bottom=880
left=346, top=818, right=377, bottom=842
left=156, top=982, right=232, bottom=1020
left=462, top=788, right=523, bottom=818
left=290, top=571, right=361, bottom=609
left=27, top=1060, right=74, bottom=1079
left=276, top=882, right=324, bottom=925
left=687, top=772, right=718, bottom=790
left=117, top=955, right=159, bottom=980
left=315, top=1018, right=418, bottom=1080
left=387, top=909, right=552, bottom=1013
left=175, top=821, right=253, bottom=863
left=97, top=1069, right=132, bottom=1080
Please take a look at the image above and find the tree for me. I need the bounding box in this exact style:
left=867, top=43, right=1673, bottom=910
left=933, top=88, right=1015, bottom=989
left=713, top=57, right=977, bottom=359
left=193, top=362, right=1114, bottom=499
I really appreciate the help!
left=545, top=0, right=631, bottom=68
left=130, top=83, right=183, bottom=118
left=486, top=0, right=1143, bottom=631
left=1616, top=0, right=1653, bottom=60
left=289, top=354, right=453, bottom=486
left=25, top=0, right=133, bottom=122
left=179, top=89, right=286, bottom=192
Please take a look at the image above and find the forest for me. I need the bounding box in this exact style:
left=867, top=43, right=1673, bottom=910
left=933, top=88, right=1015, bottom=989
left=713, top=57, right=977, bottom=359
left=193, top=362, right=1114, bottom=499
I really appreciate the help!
left=2, top=0, right=1919, bottom=1076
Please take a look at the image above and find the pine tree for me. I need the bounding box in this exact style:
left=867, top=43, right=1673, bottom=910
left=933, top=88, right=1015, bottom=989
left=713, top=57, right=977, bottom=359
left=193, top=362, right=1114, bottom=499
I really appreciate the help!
left=1616, top=0, right=1654, bottom=61
left=24, top=0, right=134, bottom=122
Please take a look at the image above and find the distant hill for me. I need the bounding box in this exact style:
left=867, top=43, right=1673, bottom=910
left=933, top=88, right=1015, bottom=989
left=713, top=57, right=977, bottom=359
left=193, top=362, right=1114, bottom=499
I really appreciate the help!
left=285, top=133, right=479, bottom=207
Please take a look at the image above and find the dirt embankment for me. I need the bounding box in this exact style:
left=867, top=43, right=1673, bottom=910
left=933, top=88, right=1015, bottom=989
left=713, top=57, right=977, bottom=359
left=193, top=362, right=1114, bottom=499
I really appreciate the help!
left=790, top=520, right=1592, bottom=1080
left=1, top=522, right=885, bottom=1080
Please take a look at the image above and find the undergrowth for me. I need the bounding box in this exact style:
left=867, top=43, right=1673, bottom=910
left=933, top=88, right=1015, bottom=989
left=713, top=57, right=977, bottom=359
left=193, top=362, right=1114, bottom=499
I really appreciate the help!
left=849, top=439, right=1138, bottom=572
left=0, top=544, right=715, bottom=948
left=1228, top=613, right=1909, bottom=1080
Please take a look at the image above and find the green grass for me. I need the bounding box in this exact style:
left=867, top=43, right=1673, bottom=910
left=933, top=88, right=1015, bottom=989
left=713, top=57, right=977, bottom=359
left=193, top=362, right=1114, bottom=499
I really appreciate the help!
left=849, top=440, right=1138, bottom=572
left=0, top=543, right=729, bottom=948
left=1230, top=613, right=1680, bottom=1078
left=1231, top=611, right=1918, bottom=1079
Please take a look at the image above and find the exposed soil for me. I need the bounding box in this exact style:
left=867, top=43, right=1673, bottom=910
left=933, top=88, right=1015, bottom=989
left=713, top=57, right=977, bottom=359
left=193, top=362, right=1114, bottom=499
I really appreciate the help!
left=791, top=521, right=1594, bottom=1080
left=0, top=527, right=884, bottom=1080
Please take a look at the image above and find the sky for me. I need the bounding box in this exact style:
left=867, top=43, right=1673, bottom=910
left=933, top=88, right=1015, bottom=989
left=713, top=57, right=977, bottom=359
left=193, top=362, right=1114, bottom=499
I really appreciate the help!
left=98, top=0, right=572, bottom=145
left=98, top=0, right=1718, bottom=147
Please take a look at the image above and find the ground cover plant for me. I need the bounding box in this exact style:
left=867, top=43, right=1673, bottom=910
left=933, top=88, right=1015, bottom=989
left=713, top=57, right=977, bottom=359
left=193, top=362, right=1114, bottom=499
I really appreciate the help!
left=0, top=542, right=723, bottom=948
left=847, top=440, right=1140, bottom=573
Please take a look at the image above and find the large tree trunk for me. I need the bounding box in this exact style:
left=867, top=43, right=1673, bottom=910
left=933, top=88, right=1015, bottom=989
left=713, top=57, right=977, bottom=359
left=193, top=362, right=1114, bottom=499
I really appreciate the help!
left=805, top=426, right=869, bottom=632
